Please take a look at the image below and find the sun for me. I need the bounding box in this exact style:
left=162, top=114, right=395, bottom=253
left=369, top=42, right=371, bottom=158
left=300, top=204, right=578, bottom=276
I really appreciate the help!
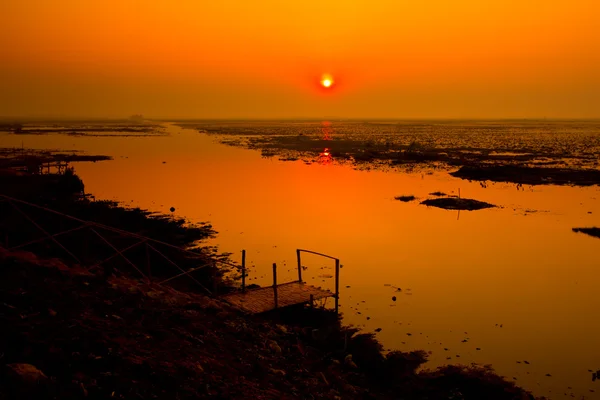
left=321, top=74, right=334, bottom=88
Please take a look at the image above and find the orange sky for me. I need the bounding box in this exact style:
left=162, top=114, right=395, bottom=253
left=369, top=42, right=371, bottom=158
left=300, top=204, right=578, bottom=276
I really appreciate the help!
left=1, top=0, right=599, bottom=119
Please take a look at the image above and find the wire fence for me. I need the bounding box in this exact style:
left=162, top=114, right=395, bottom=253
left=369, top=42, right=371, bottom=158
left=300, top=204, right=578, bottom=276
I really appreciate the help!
left=0, top=194, right=242, bottom=295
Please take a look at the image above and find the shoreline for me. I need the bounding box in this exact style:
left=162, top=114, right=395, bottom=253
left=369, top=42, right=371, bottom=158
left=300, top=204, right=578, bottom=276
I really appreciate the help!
left=4, top=124, right=598, bottom=397
left=0, top=163, right=548, bottom=399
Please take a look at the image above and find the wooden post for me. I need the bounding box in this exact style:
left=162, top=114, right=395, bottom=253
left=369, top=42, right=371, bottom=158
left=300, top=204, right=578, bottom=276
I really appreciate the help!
left=145, top=243, right=152, bottom=279
left=212, top=262, right=218, bottom=295
left=82, top=226, right=88, bottom=263
left=241, top=249, right=246, bottom=292
left=334, top=259, right=340, bottom=315
left=296, top=249, right=302, bottom=282
left=272, top=263, right=278, bottom=308
left=310, top=294, right=314, bottom=309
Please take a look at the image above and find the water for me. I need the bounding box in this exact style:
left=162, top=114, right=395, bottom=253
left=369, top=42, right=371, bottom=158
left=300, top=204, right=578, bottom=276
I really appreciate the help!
left=2, top=122, right=600, bottom=399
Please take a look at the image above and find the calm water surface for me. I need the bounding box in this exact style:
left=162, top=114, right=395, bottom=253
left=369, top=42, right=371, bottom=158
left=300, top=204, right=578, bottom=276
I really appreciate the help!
left=3, top=123, right=600, bottom=399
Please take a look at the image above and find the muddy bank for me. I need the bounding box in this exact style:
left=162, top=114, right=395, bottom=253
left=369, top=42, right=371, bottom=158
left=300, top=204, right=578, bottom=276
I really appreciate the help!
left=572, top=227, right=600, bottom=239
left=451, top=165, right=600, bottom=186
left=421, top=197, right=497, bottom=211
left=0, top=167, right=227, bottom=294
left=0, top=120, right=165, bottom=136
left=0, top=248, right=544, bottom=400
left=1, top=148, right=112, bottom=172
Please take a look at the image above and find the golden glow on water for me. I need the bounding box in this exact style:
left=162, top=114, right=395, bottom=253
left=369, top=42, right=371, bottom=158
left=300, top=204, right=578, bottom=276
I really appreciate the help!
left=3, top=124, right=600, bottom=398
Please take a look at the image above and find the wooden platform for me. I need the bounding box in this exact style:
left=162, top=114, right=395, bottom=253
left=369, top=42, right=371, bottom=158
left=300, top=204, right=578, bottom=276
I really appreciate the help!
left=221, top=281, right=334, bottom=314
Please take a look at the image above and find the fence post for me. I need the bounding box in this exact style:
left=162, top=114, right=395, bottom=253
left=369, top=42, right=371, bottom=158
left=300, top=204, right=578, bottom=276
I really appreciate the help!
left=334, top=259, right=340, bottom=315
left=296, top=249, right=302, bottom=283
left=145, top=243, right=152, bottom=279
left=272, top=263, right=278, bottom=308
left=212, top=262, right=218, bottom=295
left=241, top=249, right=246, bottom=292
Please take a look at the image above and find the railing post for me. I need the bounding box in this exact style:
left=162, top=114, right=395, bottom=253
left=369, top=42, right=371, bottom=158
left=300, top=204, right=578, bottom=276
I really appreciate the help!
left=241, top=249, right=246, bottom=292
left=296, top=249, right=302, bottom=283
left=334, top=259, right=340, bottom=315
left=145, top=243, right=152, bottom=279
left=272, top=263, right=278, bottom=308
left=212, top=261, right=218, bottom=295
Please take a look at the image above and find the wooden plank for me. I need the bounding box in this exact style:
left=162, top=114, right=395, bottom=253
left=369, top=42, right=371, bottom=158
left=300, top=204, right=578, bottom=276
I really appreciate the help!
left=221, top=282, right=334, bottom=314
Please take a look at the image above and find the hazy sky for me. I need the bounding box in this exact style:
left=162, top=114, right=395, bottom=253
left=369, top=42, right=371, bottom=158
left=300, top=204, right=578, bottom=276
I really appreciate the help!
left=1, top=0, right=599, bottom=119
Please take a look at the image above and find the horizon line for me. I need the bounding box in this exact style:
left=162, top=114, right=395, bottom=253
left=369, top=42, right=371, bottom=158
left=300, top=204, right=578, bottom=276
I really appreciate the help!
left=2, top=116, right=600, bottom=122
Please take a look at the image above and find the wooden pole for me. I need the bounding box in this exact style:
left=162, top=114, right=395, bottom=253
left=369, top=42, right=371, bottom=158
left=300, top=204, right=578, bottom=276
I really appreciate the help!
left=145, top=243, right=152, bottom=279
left=296, top=249, right=302, bottom=282
left=334, top=259, right=340, bottom=315
left=213, top=261, right=218, bottom=295
left=241, top=249, right=246, bottom=292
left=272, top=263, right=278, bottom=308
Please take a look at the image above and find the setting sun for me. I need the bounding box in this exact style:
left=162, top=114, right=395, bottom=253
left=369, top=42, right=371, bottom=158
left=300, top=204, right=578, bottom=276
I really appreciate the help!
left=321, top=75, right=333, bottom=88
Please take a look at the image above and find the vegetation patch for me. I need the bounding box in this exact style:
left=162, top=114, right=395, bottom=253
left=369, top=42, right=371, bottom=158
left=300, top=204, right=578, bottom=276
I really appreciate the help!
left=451, top=165, right=600, bottom=186
left=394, top=195, right=416, bottom=202
left=421, top=197, right=496, bottom=211
left=572, top=227, right=600, bottom=239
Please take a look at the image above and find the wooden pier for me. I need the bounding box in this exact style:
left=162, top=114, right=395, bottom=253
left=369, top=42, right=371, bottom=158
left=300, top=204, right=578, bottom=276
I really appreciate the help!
left=220, top=249, right=340, bottom=314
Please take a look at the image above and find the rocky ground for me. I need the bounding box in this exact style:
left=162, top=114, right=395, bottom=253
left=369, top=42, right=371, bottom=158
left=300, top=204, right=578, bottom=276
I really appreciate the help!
left=0, top=247, right=543, bottom=400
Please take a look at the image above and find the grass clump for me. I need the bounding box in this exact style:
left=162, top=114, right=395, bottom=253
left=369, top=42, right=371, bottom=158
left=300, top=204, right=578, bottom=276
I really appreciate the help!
left=421, top=197, right=496, bottom=211
left=394, top=195, right=416, bottom=202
